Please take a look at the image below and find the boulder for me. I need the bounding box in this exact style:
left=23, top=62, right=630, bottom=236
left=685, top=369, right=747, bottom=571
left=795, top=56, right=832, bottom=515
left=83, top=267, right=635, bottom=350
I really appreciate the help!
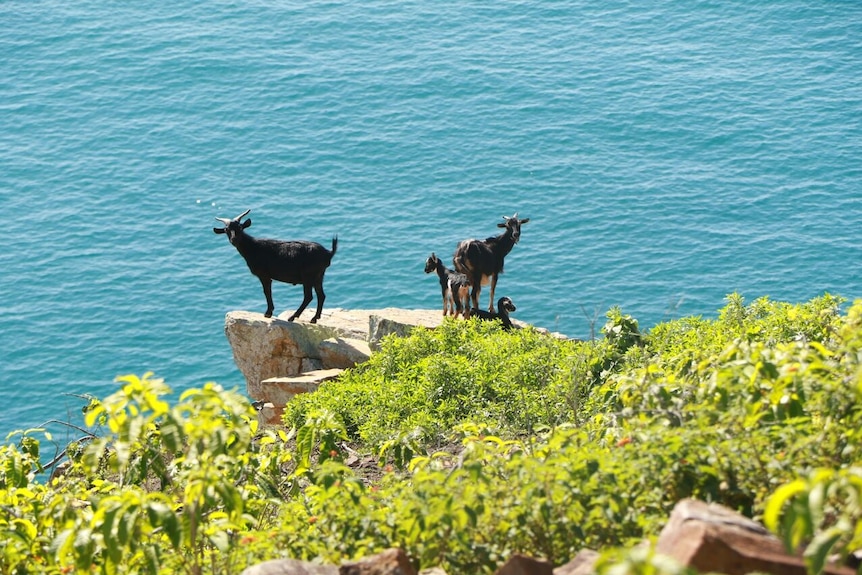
left=241, top=558, right=337, bottom=575
left=493, top=554, right=554, bottom=575
left=225, top=311, right=341, bottom=388
left=656, top=498, right=855, bottom=575
left=553, top=550, right=599, bottom=575
left=225, top=309, right=445, bottom=392
left=339, top=548, right=417, bottom=575
left=368, top=310, right=441, bottom=350
left=250, top=369, right=344, bottom=406
left=320, top=337, right=372, bottom=369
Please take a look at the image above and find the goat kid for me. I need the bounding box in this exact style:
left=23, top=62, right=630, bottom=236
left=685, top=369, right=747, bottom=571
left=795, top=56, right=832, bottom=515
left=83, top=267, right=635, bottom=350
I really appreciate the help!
left=453, top=213, right=529, bottom=314
left=424, top=252, right=470, bottom=318
left=214, top=209, right=337, bottom=323
left=471, top=296, right=518, bottom=330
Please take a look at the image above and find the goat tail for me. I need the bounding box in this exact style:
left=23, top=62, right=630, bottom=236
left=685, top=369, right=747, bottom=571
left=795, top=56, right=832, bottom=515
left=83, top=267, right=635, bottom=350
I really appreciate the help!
left=329, top=236, right=339, bottom=259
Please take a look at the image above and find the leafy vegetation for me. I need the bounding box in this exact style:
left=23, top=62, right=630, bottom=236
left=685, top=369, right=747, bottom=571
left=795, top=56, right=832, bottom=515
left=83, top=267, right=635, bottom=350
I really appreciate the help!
left=1, top=293, right=860, bottom=574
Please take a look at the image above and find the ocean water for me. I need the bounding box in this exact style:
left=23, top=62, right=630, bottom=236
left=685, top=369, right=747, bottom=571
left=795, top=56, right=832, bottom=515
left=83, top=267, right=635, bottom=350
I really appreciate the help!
left=2, top=2, right=861, bottom=439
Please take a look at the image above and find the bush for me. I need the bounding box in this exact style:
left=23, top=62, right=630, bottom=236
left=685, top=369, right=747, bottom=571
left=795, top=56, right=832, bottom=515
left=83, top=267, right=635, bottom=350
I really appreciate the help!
left=0, top=294, right=859, bottom=574
left=282, top=318, right=608, bottom=449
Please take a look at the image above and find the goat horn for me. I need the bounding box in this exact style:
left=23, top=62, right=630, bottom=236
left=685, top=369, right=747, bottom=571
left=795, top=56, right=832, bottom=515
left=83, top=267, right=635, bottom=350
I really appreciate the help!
left=214, top=217, right=231, bottom=225
left=235, top=209, right=251, bottom=221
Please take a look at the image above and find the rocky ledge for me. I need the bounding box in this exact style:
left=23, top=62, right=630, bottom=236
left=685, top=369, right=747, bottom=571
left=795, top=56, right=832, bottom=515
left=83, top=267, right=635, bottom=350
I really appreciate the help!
left=225, top=308, right=482, bottom=426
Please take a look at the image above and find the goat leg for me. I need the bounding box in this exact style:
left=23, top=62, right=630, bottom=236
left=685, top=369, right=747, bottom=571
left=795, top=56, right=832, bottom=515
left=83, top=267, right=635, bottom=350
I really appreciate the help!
left=287, top=283, right=314, bottom=322
left=310, top=281, right=325, bottom=323
left=488, top=274, right=498, bottom=313
left=469, top=278, right=481, bottom=314
left=260, top=278, right=275, bottom=318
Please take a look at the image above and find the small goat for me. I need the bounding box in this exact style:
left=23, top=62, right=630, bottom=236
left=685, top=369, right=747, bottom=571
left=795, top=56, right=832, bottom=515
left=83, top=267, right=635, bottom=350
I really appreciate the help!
left=424, top=252, right=470, bottom=318
left=213, top=209, right=337, bottom=323
left=471, top=296, right=518, bottom=330
left=453, top=213, right=529, bottom=313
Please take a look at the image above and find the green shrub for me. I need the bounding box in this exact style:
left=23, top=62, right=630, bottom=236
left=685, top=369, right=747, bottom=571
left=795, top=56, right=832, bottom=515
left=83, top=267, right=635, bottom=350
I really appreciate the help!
left=282, top=318, right=606, bottom=449
left=0, top=294, right=859, bottom=574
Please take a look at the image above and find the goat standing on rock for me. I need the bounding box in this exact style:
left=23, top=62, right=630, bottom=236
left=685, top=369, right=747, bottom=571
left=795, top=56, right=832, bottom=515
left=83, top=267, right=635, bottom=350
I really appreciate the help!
left=424, top=252, right=470, bottom=318
left=454, top=213, right=529, bottom=314
left=213, top=209, right=338, bottom=323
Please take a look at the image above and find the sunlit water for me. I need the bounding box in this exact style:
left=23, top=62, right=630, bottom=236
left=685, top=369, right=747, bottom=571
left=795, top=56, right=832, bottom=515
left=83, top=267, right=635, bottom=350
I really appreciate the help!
left=2, top=1, right=861, bottom=438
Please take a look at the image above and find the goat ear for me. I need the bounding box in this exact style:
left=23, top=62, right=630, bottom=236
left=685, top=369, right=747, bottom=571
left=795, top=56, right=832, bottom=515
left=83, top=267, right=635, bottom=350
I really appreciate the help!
left=242, top=219, right=252, bottom=229
left=213, top=227, right=226, bottom=234
left=519, top=218, right=530, bottom=224
left=497, top=222, right=507, bottom=228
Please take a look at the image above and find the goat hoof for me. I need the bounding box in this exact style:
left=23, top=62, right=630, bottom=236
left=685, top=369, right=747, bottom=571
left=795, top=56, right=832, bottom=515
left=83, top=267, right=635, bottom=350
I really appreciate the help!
left=264, top=311, right=273, bottom=318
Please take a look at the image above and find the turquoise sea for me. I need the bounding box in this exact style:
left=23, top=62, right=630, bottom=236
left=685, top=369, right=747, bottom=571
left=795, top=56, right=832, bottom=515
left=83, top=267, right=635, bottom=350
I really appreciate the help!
left=2, top=2, right=861, bottom=439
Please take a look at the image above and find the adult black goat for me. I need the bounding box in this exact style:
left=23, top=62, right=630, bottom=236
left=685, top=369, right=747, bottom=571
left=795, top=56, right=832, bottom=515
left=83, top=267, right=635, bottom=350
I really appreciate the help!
left=213, top=209, right=338, bottom=323
left=424, top=252, right=470, bottom=318
left=471, top=296, right=518, bottom=330
left=453, top=213, right=529, bottom=314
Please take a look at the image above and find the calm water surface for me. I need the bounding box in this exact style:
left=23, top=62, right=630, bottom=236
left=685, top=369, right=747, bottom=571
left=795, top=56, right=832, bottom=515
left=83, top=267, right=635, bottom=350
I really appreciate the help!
left=1, top=1, right=861, bottom=437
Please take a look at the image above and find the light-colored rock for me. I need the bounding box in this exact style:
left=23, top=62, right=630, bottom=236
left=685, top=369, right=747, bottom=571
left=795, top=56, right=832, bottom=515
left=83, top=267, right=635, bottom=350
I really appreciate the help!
left=368, top=310, right=441, bottom=350
left=250, top=369, right=344, bottom=405
left=225, top=311, right=342, bottom=389
left=339, top=548, right=417, bottom=575
left=554, top=550, right=599, bottom=575
left=307, top=308, right=380, bottom=341
left=225, top=309, right=446, bottom=393
left=656, top=498, right=855, bottom=575
left=241, top=558, right=337, bottom=575
left=320, top=337, right=372, bottom=369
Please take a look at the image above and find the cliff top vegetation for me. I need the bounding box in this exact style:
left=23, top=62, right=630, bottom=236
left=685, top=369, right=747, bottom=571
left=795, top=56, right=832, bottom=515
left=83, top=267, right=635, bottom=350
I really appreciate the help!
left=1, top=292, right=860, bottom=574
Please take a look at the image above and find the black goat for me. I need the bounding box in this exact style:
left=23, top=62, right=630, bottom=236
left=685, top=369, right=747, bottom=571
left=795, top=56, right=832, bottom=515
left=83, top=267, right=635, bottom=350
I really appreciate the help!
left=424, top=252, right=470, bottom=318
left=213, top=209, right=338, bottom=323
left=453, top=213, right=529, bottom=314
left=471, top=296, right=518, bottom=330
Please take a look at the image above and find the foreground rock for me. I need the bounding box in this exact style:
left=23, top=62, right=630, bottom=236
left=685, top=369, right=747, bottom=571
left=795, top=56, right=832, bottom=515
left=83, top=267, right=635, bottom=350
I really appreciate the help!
left=240, top=549, right=417, bottom=575
left=240, top=500, right=858, bottom=575
left=656, top=498, right=855, bottom=575
left=493, top=554, right=554, bottom=575
left=340, top=548, right=416, bottom=575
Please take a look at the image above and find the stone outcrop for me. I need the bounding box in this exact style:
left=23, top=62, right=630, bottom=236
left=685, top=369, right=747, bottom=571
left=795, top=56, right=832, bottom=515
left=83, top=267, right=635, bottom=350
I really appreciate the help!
left=225, top=308, right=447, bottom=389
left=250, top=369, right=345, bottom=409
left=225, top=308, right=450, bottom=427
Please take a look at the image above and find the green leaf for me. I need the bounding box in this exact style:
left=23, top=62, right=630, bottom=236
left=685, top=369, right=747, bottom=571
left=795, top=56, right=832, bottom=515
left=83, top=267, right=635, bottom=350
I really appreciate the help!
left=763, top=480, right=807, bottom=534
left=295, top=424, right=315, bottom=473
left=804, top=524, right=846, bottom=575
